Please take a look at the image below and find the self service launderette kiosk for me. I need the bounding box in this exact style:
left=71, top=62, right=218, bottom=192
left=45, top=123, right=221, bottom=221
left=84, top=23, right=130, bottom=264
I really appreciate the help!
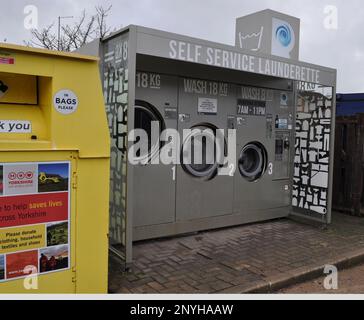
left=79, top=9, right=336, bottom=269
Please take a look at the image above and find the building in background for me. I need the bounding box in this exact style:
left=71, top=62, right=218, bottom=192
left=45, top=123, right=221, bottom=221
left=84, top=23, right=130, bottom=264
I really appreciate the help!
left=334, top=93, right=364, bottom=216
left=336, top=93, right=364, bottom=116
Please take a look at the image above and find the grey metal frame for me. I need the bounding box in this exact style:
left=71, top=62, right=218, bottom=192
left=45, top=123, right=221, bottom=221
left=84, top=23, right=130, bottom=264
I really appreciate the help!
left=125, top=26, right=137, bottom=268
left=327, top=83, right=337, bottom=224
left=290, top=80, right=337, bottom=225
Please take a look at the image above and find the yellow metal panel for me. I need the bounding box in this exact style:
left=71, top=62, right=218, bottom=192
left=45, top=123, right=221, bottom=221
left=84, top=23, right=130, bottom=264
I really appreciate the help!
left=0, top=106, right=48, bottom=141
left=0, top=43, right=99, bottom=61
left=0, top=72, right=37, bottom=105
left=0, top=43, right=110, bottom=294
left=75, top=158, right=110, bottom=293
left=0, top=45, right=110, bottom=158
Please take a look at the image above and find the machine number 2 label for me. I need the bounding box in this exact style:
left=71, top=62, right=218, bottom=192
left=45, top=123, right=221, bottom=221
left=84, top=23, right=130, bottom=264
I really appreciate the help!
left=268, top=163, right=274, bottom=175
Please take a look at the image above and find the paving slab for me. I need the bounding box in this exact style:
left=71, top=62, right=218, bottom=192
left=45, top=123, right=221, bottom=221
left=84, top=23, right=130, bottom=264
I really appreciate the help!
left=109, top=212, right=364, bottom=293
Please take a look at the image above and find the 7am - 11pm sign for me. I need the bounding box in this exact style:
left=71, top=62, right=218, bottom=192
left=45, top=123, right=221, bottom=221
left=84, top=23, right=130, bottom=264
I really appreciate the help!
left=0, top=162, right=70, bottom=283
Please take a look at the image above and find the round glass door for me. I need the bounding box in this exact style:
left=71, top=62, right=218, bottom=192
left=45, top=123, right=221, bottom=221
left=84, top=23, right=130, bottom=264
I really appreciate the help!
left=181, top=125, right=224, bottom=180
left=134, top=100, right=165, bottom=163
left=238, top=143, right=267, bottom=182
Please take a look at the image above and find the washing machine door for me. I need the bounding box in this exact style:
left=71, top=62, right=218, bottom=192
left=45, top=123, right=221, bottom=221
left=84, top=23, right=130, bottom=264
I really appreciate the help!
left=238, top=142, right=267, bottom=182
left=181, top=125, right=224, bottom=180
left=133, top=74, right=179, bottom=231
left=134, top=100, right=165, bottom=164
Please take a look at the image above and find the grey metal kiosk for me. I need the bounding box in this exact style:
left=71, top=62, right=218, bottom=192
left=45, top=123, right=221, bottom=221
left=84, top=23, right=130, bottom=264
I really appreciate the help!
left=79, top=9, right=336, bottom=269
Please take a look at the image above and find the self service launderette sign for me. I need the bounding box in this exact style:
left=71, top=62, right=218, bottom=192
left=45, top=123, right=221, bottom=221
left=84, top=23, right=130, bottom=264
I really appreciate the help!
left=136, top=32, right=326, bottom=84
left=168, top=40, right=320, bottom=83
left=0, top=162, right=70, bottom=282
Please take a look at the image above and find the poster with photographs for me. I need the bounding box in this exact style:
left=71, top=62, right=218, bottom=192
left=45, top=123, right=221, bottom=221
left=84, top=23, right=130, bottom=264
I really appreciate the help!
left=0, top=161, right=70, bottom=283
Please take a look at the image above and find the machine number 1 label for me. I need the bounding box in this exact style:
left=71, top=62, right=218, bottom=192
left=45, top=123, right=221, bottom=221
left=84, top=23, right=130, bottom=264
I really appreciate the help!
left=172, top=166, right=176, bottom=181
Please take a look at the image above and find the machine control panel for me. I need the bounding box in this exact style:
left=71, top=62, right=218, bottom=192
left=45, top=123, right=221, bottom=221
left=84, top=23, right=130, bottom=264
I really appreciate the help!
left=274, top=132, right=291, bottom=180
left=272, top=91, right=294, bottom=180
left=227, top=116, right=236, bottom=130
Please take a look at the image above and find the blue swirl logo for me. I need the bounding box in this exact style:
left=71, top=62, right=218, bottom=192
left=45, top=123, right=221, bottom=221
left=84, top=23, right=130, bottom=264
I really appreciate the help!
left=275, top=24, right=292, bottom=47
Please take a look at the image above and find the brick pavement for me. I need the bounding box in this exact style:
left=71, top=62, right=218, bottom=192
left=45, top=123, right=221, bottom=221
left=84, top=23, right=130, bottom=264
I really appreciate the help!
left=109, top=212, right=364, bottom=293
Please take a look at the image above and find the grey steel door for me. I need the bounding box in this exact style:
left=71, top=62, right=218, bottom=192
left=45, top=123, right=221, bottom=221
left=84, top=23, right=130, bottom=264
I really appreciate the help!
left=234, top=87, right=293, bottom=214
left=176, top=78, right=235, bottom=221
left=133, top=72, right=178, bottom=227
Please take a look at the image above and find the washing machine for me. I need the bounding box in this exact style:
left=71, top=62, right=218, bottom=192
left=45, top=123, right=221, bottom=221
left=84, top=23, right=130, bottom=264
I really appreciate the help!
left=176, top=77, right=236, bottom=221
left=234, top=85, right=294, bottom=220
left=133, top=71, right=178, bottom=228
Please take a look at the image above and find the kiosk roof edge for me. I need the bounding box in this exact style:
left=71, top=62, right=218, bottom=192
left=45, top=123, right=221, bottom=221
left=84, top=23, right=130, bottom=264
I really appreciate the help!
left=104, top=24, right=336, bottom=80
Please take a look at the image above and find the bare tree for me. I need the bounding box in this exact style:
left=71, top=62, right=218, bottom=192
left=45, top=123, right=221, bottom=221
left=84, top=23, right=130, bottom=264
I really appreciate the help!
left=26, top=5, right=112, bottom=52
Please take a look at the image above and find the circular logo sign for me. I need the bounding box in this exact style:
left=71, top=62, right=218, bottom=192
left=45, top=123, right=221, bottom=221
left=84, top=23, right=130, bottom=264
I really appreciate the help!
left=8, top=172, right=17, bottom=180
left=275, top=24, right=292, bottom=47
left=53, top=90, right=79, bottom=115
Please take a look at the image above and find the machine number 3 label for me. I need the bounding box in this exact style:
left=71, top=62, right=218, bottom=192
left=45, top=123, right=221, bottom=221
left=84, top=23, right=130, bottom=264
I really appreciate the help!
left=268, top=163, right=274, bottom=175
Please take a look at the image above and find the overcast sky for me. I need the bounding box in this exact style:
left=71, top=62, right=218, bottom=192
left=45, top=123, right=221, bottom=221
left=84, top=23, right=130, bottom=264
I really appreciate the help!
left=0, top=0, right=362, bottom=92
